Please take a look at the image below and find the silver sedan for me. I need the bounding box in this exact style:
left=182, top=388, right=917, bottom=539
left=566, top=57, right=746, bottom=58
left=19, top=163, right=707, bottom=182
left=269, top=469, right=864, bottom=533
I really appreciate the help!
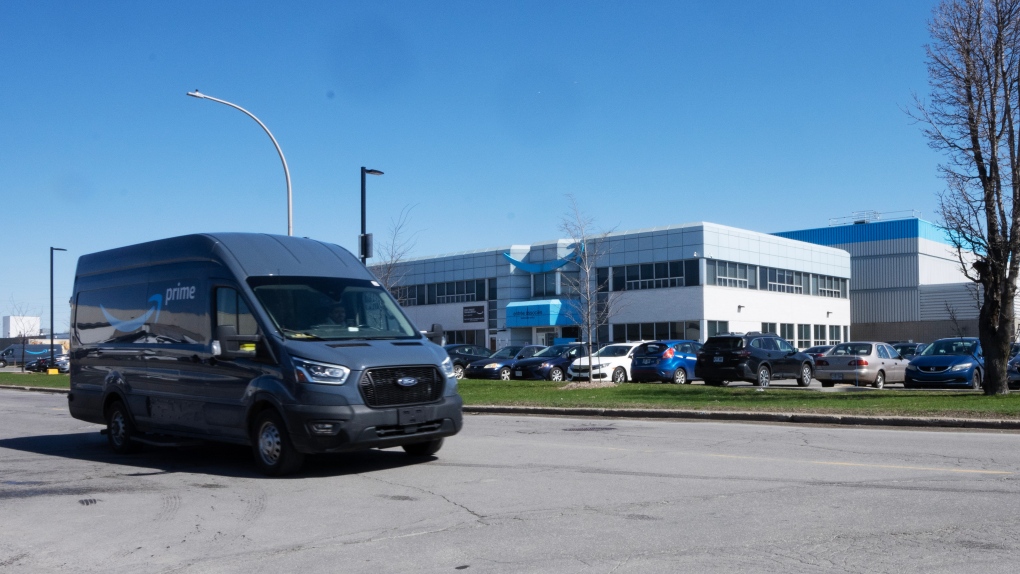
left=814, top=341, right=908, bottom=389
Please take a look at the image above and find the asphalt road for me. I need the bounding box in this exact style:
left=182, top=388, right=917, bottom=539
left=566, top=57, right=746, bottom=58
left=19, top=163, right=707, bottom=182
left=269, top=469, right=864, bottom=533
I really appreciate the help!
left=2, top=390, right=1020, bottom=573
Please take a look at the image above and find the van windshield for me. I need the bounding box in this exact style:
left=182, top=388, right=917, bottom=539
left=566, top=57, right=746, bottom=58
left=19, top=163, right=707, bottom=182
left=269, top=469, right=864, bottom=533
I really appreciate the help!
left=248, top=276, right=419, bottom=341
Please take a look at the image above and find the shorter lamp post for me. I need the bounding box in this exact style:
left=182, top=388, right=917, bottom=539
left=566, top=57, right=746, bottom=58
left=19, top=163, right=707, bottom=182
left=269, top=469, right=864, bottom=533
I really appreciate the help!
left=50, top=247, right=66, bottom=370
left=360, top=167, right=384, bottom=264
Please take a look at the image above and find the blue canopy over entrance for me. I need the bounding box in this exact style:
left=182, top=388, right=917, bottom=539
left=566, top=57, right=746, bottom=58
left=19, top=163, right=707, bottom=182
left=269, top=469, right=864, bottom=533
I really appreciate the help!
left=505, top=299, right=579, bottom=327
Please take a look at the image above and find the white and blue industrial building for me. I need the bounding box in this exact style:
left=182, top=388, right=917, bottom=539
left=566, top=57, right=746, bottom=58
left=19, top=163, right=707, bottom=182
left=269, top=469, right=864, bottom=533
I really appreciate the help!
left=375, top=221, right=853, bottom=350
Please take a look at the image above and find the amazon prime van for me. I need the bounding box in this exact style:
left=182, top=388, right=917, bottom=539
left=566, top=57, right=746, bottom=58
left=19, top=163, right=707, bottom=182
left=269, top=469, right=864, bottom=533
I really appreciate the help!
left=68, top=233, right=462, bottom=475
left=0, top=344, right=63, bottom=368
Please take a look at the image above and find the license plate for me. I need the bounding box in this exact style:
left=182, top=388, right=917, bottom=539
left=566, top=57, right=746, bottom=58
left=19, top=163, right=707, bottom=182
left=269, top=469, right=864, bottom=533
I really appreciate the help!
left=641, top=359, right=654, bottom=365
left=713, top=356, right=724, bottom=363
left=515, top=371, right=522, bottom=377
left=398, top=407, right=425, bottom=425
left=831, top=373, right=843, bottom=380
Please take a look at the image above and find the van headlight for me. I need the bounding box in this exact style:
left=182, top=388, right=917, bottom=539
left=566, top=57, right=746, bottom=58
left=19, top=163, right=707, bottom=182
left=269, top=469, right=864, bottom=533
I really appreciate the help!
left=293, top=357, right=350, bottom=385
left=441, top=356, right=455, bottom=378
left=950, top=362, right=973, bottom=371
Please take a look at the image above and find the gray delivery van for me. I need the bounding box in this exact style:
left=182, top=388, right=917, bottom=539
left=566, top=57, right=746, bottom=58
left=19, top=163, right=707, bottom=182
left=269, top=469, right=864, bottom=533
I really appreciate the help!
left=67, top=233, right=462, bottom=475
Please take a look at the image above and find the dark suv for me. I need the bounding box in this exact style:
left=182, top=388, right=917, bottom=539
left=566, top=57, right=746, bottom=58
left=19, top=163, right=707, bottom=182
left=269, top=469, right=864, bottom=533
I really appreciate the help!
left=695, top=332, right=814, bottom=387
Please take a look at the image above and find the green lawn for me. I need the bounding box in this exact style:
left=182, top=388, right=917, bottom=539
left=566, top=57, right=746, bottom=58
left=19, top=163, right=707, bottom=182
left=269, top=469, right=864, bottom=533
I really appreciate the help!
left=4, top=374, right=1020, bottom=419
left=0, top=372, right=70, bottom=389
left=457, top=379, right=1020, bottom=419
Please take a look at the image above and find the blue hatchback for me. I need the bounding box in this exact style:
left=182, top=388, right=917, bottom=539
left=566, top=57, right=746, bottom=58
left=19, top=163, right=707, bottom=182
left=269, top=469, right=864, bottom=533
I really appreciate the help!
left=630, top=340, right=703, bottom=384
left=904, top=337, right=984, bottom=389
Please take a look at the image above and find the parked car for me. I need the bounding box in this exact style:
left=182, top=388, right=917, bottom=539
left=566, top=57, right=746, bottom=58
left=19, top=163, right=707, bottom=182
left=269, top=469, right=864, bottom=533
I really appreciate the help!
left=904, top=337, right=984, bottom=389
left=443, top=344, right=497, bottom=379
left=892, top=342, right=927, bottom=358
left=803, top=345, right=833, bottom=359
left=568, top=341, right=651, bottom=383
left=464, top=345, right=545, bottom=380
left=814, top=342, right=908, bottom=388
left=695, top=332, right=814, bottom=387
left=511, top=343, right=588, bottom=381
left=630, top=340, right=703, bottom=384
left=24, top=357, right=49, bottom=372
left=52, top=354, right=70, bottom=373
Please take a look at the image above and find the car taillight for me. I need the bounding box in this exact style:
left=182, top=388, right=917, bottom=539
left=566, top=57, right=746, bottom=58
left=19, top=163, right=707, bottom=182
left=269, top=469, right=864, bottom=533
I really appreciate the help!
left=815, top=359, right=829, bottom=366
left=736, top=349, right=752, bottom=358
left=662, top=348, right=674, bottom=359
left=850, top=359, right=869, bottom=366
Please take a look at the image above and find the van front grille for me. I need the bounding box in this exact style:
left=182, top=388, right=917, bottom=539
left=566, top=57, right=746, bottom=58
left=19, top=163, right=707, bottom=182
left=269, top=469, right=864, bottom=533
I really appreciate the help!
left=359, top=366, right=444, bottom=407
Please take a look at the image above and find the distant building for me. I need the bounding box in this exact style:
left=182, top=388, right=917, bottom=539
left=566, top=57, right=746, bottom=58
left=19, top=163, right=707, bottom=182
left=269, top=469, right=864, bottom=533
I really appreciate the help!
left=2, top=316, right=41, bottom=338
left=775, top=213, right=979, bottom=343
left=374, top=222, right=851, bottom=350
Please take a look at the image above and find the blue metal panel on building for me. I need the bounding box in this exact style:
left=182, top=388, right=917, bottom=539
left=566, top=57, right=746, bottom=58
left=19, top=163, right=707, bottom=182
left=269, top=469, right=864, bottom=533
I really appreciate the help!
left=505, top=300, right=580, bottom=327
left=774, top=219, right=951, bottom=247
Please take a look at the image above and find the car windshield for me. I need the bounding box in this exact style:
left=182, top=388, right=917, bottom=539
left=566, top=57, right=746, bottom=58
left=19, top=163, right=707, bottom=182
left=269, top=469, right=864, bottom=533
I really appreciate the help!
left=248, top=276, right=419, bottom=341
left=921, top=339, right=977, bottom=356
left=830, top=343, right=872, bottom=356
left=596, top=345, right=632, bottom=357
left=534, top=344, right=572, bottom=357
left=489, top=346, right=523, bottom=359
left=639, top=343, right=670, bottom=356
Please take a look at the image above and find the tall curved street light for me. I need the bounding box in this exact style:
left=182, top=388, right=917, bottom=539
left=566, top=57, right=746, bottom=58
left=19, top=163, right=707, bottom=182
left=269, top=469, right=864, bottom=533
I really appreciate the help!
left=187, top=90, right=293, bottom=236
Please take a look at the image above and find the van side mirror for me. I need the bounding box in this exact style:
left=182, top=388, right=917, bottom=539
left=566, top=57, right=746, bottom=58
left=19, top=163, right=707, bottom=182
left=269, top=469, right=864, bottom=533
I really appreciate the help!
left=213, top=325, right=259, bottom=359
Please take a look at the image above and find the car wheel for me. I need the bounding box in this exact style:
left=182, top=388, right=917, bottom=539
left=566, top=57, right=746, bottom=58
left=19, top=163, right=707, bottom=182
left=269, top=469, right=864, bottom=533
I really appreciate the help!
left=672, top=368, right=687, bottom=385
left=251, top=409, right=305, bottom=476
left=106, top=400, right=140, bottom=454
left=798, top=364, right=813, bottom=387
left=403, top=438, right=444, bottom=457
left=873, top=371, right=885, bottom=389
left=453, top=364, right=465, bottom=379
left=499, top=367, right=511, bottom=381
left=756, top=366, right=771, bottom=388
left=612, top=367, right=627, bottom=383
left=972, top=370, right=982, bottom=391
left=549, top=367, right=564, bottom=382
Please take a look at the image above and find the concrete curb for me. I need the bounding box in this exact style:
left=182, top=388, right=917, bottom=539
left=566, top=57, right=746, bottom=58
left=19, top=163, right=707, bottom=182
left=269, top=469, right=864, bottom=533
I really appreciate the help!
left=464, top=405, right=1020, bottom=430
left=4, top=386, right=1018, bottom=430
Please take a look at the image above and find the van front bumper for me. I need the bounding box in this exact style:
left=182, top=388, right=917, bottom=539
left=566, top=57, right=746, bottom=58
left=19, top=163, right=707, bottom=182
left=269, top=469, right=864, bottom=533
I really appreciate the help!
left=281, top=394, right=464, bottom=454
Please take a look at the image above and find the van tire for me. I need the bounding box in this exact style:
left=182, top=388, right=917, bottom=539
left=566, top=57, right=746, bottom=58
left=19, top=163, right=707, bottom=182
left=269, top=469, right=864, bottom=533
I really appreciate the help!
left=403, top=438, right=444, bottom=457
left=251, top=410, right=305, bottom=476
left=0, top=359, right=6, bottom=368
left=106, top=400, right=140, bottom=454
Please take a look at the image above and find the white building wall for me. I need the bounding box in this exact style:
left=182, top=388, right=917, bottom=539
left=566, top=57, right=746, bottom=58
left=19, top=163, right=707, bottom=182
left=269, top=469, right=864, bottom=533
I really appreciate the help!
left=612, top=287, right=705, bottom=324
left=2, top=316, right=41, bottom=338
left=702, top=286, right=850, bottom=334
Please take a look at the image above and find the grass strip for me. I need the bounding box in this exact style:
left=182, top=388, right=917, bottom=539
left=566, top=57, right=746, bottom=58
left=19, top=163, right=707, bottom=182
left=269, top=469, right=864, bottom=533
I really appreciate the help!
left=0, top=372, right=70, bottom=389
left=458, top=379, right=1020, bottom=419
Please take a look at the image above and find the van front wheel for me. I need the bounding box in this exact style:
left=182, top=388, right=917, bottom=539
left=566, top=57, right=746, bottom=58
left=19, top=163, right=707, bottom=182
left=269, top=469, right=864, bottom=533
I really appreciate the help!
left=251, top=410, right=305, bottom=476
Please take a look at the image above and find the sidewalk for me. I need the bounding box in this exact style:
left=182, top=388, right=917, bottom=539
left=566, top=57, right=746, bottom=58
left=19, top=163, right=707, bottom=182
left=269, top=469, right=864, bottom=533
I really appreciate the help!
left=6, top=385, right=1019, bottom=431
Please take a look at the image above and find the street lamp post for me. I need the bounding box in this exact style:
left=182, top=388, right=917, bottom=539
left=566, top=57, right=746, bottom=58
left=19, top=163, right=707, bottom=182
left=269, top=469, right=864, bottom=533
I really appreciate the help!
left=360, top=167, right=384, bottom=264
left=186, top=90, right=294, bottom=236
left=50, top=247, right=66, bottom=370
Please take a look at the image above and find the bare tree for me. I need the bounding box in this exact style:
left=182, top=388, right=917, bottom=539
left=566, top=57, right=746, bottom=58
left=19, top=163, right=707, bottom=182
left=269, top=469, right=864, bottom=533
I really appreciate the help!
left=945, top=301, right=968, bottom=337
left=7, top=299, right=41, bottom=373
left=911, top=0, right=1020, bottom=394
left=558, top=194, right=622, bottom=381
left=371, top=204, right=420, bottom=296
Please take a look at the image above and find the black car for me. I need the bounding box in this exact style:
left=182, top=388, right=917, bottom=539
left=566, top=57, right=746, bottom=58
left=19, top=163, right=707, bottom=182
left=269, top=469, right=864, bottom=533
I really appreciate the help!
left=511, top=343, right=588, bottom=381
left=464, top=345, right=544, bottom=380
left=892, top=342, right=926, bottom=358
left=695, top=331, right=814, bottom=387
left=803, top=345, right=833, bottom=360
left=443, top=344, right=495, bottom=379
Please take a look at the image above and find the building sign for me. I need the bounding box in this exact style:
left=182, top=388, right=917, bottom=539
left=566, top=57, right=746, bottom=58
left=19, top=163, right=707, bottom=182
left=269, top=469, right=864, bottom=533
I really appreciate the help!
left=463, top=305, right=485, bottom=323
left=505, top=299, right=580, bottom=327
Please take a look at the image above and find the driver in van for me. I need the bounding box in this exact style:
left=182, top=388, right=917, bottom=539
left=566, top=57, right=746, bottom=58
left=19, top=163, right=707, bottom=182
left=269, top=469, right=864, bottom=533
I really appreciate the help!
left=327, top=303, right=352, bottom=326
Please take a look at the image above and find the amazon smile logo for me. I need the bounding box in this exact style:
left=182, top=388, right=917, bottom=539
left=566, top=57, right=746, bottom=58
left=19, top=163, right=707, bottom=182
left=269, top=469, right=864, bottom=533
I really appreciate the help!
left=503, top=243, right=584, bottom=274
left=101, top=294, right=162, bottom=333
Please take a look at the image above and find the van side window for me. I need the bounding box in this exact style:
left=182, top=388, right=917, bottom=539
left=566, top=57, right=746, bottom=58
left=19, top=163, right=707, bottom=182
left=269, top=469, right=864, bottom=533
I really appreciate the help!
left=217, top=288, right=258, bottom=336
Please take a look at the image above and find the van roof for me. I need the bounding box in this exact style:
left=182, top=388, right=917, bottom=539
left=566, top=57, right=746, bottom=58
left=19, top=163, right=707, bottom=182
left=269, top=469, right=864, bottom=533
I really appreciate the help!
left=76, top=233, right=370, bottom=280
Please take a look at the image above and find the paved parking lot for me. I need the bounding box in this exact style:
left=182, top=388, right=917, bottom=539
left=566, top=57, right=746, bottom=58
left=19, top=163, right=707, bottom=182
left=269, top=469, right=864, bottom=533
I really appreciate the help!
left=3, top=390, right=1020, bottom=573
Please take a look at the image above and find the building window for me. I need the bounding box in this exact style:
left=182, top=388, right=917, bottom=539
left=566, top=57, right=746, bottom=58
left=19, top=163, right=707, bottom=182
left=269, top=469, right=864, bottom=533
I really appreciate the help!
left=533, top=273, right=557, bottom=297
left=766, top=268, right=806, bottom=294
left=780, top=323, right=794, bottom=341
left=611, top=321, right=701, bottom=342
left=707, top=260, right=755, bottom=289
left=814, top=324, right=827, bottom=347
left=446, top=329, right=486, bottom=345
left=707, top=320, right=729, bottom=337
left=828, top=325, right=842, bottom=345
left=605, top=261, right=689, bottom=292
left=761, top=322, right=777, bottom=335
left=843, top=325, right=849, bottom=342
left=797, top=324, right=811, bottom=349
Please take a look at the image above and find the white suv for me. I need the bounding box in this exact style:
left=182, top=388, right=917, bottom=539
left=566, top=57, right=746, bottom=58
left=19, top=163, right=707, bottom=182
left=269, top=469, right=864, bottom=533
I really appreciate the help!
left=568, top=341, right=650, bottom=383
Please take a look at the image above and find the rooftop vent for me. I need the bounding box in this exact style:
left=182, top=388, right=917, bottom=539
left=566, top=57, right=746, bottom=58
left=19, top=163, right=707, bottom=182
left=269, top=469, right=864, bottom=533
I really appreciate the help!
left=828, top=209, right=921, bottom=227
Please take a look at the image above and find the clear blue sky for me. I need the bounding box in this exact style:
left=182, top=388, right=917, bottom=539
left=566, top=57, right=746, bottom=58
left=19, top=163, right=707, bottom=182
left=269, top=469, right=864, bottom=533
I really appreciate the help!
left=1, top=0, right=941, bottom=332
